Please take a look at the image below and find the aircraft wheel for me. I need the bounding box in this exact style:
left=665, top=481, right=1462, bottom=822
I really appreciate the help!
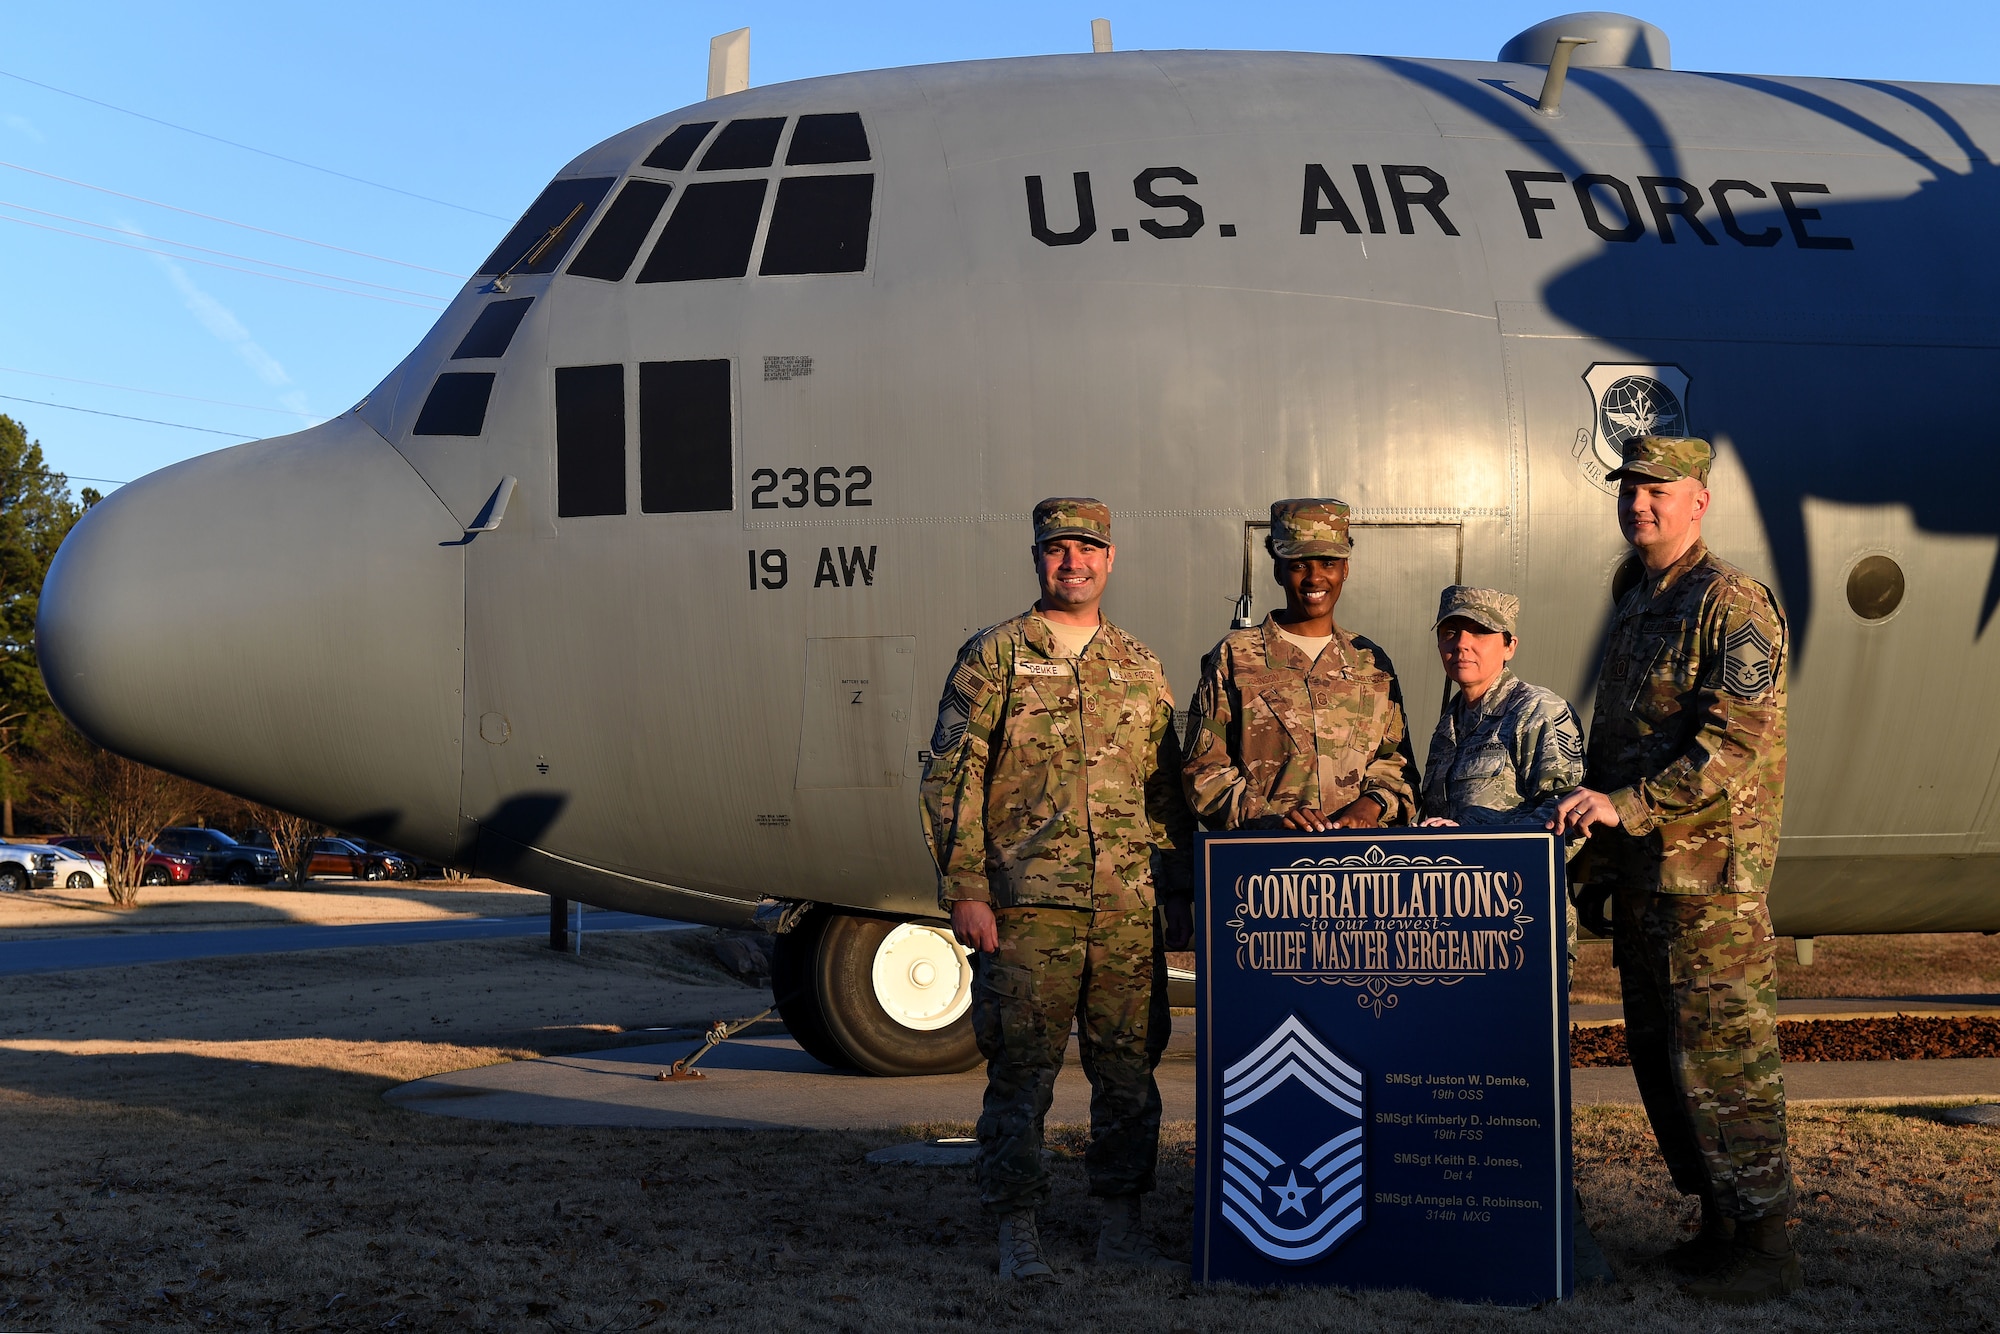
left=771, top=911, right=856, bottom=1070
left=819, top=914, right=981, bottom=1076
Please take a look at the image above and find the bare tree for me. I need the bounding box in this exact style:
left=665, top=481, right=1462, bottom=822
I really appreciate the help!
left=248, top=804, right=322, bottom=889
left=25, top=726, right=202, bottom=907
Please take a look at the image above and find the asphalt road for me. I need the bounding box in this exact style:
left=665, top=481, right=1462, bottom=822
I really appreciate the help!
left=0, top=911, right=690, bottom=976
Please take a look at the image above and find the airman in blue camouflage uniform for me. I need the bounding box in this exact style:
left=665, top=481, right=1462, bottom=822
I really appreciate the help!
left=1555, top=436, right=1798, bottom=1304
left=1417, top=586, right=1587, bottom=972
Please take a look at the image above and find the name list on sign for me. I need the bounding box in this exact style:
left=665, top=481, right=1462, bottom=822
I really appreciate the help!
left=1226, top=845, right=1533, bottom=1013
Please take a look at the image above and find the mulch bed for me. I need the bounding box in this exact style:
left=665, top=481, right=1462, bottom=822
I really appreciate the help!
left=1571, top=1014, right=2000, bottom=1066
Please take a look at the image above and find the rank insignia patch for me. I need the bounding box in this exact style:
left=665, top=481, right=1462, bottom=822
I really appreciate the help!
left=1722, top=621, right=1776, bottom=698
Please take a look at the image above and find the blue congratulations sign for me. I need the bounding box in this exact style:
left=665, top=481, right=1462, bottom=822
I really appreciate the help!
left=1193, top=828, right=1572, bottom=1302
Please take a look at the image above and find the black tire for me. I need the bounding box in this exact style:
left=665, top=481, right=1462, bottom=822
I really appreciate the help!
left=141, top=866, right=169, bottom=886
left=363, top=861, right=387, bottom=881
left=771, top=911, right=857, bottom=1071
left=66, top=872, right=92, bottom=889
left=0, top=864, right=27, bottom=894
left=812, top=914, right=982, bottom=1077
left=224, top=861, right=255, bottom=886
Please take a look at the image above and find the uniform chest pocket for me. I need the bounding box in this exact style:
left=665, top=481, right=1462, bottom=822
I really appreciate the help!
left=1632, top=640, right=1693, bottom=722
left=1252, top=685, right=1317, bottom=754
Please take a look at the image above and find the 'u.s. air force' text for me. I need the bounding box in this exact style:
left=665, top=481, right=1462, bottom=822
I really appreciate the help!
left=1026, top=165, right=1852, bottom=249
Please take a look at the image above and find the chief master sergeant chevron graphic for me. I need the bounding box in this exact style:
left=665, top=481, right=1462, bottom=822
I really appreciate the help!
left=1219, top=1015, right=1367, bottom=1263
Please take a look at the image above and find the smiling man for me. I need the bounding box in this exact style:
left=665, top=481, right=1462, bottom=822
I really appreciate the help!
left=919, top=497, right=1194, bottom=1283
left=1182, top=497, right=1418, bottom=833
left=1553, top=435, right=1797, bottom=1303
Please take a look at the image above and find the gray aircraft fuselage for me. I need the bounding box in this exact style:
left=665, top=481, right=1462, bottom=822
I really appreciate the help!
left=37, top=49, right=2000, bottom=937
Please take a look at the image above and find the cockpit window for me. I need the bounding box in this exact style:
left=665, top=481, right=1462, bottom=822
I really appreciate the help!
left=478, top=178, right=614, bottom=276
left=786, top=113, right=870, bottom=165
left=698, top=118, right=786, bottom=171
left=555, top=365, right=626, bottom=517
left=413, top=373, right=496, bottom=436
left=567, top=181, right=674, bottom=282
left=451, top=298, right=534, bottom=359
left=640, top=360, right=732, bottom=513
left=760, top=175, right=874, bottom=275
left=643, top=121, right=717, bottom=171
left=636, top=180, right=768, bottom=282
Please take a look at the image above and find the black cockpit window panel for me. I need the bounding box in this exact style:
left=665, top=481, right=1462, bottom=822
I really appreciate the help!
left=555, top=364, right=626, bottom=518
left=476, top=177, right=615, bottom=276
left=413, top=373, right=496, bottom=436
left=698, top=117, right=786, bottom=171
left=636, top=180, right=768, bottom=282
left=639, top=360, right=732, bottom=513
left=451, top=298, right=534, bottom=359
left=786, top=113, right=870, bottom=165
left=567, top=181, right=674, bottom=281
left=759, top=175, right=874, bottom=275
left=642, top=121, right=717, bottom=171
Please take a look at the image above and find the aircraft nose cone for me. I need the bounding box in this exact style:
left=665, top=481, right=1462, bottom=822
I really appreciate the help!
left=36, top=415, right=467, bottom=858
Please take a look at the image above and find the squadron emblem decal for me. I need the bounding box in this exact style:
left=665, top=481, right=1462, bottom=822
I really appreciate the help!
left=1722, top=621, right=1777, bottom=698
left=1219, top=1015, right=1367, bottom=1264
left=1576, top=364, right=1691, bottom=494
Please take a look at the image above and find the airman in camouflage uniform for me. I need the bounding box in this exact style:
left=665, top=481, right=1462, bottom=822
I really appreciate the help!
left=1183, top=499, right=1418, bottom=831
left=1554, top=436, right=1798, bottom=1303
left=1417, top=586, right=1587, bottom=971
left=920, top=497, right=1194, bottom=1283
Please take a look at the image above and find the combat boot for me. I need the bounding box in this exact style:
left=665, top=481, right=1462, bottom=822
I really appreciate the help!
left=1651, top=1197, right=1736, bottom=1276
left=997, top=1208, right=1057, bottom=1283
left=1680, top=1214, right=1803, bottom=1304
left=1095, top=1194, right=1190, bottom=1277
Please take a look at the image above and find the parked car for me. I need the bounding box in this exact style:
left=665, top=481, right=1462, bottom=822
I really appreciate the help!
left=0, top=842, right=108, bottom=891
left=0, top=843, right=58, bottom=892
left=50, top=836, right=197, bottom=886
left=306, top=837, right=414, bottom=881
left=153, top=827, right=280, bottom=884
left=353, top=840, right=437, bottom=879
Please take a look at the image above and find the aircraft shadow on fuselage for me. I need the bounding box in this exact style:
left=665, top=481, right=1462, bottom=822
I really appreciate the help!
left=1378, top=58, right=2000, bottom=659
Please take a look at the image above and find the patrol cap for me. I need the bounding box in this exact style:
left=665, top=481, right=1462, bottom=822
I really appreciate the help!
left=1267, top=498, right=1352, bottom=559
left=1605, top=434, right=1713, bottom=484
left=1032, top=496, right=1112, bottom=546
left=1434, top=585, right=1520, bottom=636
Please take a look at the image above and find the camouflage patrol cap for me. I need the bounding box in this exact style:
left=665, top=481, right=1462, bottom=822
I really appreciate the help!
left=1605, top=434, right=1713, bottom=484
left=1268, top=498, right=1353, bottom=559
left=1434, top=585, right=1520, bottom=636
left=1032, top=496, right=1112, bottom=546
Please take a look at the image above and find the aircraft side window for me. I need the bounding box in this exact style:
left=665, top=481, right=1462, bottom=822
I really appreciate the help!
left=699, top=117, right=787, bottom=171
left=554, top=365, right=627, bottom=518
left=639, top=360, right=733, bottom=514
left=476, top=177, right=615, bottom=276
left=636, top=180, right=769, bottom=282
left=413, top=373, right=496, bottom=437
left=786, top=113, right=870, bottom=165
left=759, top=175, right=874, bottom=276
left=568, top=181, right=675, bottom=282
left=643, top=121, right=717, bottom=171
left=451, top=298, right=534, bottom=359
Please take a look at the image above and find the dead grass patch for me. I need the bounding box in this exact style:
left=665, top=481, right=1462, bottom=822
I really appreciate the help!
left=1570, top=933, right=2000, bottom=1006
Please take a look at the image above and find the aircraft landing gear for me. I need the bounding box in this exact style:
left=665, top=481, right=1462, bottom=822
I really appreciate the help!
left=771, top=910, right=981, bottom=1076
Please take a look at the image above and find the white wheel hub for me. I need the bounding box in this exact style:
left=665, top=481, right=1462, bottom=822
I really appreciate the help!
left=871, top=923, right=974, bottom=1031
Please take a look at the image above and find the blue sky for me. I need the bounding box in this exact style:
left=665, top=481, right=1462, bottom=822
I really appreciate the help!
left=2, top=2, right=1994, bottom=492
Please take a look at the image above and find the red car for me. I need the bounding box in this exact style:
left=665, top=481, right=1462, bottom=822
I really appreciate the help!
left=51, top=836, right=199, bottom=886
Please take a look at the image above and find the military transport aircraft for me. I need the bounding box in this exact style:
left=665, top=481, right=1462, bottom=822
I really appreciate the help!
left=36, top=12, right=2000, bottom=1075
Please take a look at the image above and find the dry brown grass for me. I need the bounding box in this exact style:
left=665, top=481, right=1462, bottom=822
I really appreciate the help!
left=3, top=934, right=1998, bottom=1330
left=0, top=879, right=548, bottom=939
left=1569, top=933, right=2000, bottom=1006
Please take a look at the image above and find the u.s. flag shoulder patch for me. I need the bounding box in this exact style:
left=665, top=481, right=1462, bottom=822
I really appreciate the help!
left=1722, top=621, right=1776, bottom=698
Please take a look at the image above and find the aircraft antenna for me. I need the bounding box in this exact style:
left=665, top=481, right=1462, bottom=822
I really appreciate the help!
left=1091, top=19, right=1113, bottom=53
left=709, top=28, right=751, bottom=98
left=1536, top=36, right=1595, bottom=115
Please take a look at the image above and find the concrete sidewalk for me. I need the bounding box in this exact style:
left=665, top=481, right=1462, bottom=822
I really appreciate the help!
left=384, top=1028, right=2000, bottom=1131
